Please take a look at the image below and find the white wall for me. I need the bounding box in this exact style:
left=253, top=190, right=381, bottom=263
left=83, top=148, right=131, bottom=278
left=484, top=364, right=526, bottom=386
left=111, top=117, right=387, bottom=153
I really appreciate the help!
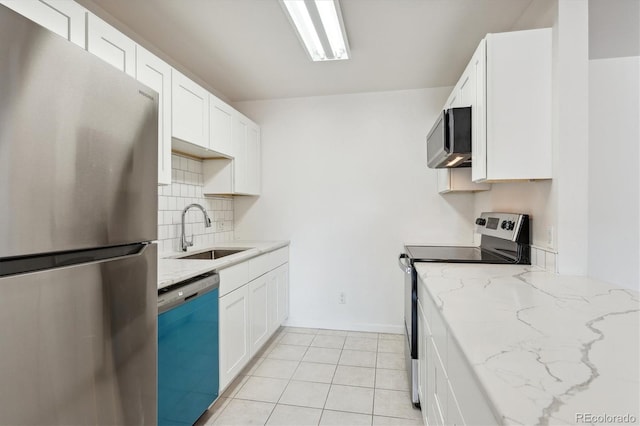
left=587, top=0, right=640, bottom=291
left=233, top=88, right=476, bottom=332
left=474, top=181, right=555, bottom=249
left=474, top=0, right=592, bottom=275
left=588, top=56, right=640, bottom=291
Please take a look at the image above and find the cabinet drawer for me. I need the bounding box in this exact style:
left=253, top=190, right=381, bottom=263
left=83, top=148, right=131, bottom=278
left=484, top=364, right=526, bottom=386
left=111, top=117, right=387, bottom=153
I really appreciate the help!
left=219, top=261, right=249, bottom=297
left=248, top=253, right=272, bottom=281
left=447, top=380, right=465, bottom=426
left=447, top=336, right=497, bottom=425
left=270, top=247, right=289, bottom=267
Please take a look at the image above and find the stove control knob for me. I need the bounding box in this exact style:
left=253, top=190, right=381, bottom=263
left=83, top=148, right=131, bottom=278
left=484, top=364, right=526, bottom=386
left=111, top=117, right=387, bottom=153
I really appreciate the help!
left=475, top=218, right=487, bottom=226
left=501, top=220, right=508, bottom=230
left=508, top=221, right=516, bottom=231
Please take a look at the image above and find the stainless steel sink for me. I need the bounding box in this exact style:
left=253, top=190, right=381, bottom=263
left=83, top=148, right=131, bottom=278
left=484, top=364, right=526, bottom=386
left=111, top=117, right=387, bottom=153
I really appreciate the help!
left=178, top=248, right=249, bottom=260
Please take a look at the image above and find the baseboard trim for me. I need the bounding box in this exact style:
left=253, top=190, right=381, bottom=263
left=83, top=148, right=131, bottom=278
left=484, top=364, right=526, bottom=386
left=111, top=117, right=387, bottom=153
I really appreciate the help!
left=282, top=317, right=405, bottom=335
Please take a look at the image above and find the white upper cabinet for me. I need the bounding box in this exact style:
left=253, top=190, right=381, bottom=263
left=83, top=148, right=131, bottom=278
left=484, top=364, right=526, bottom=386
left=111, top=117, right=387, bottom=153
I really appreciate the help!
left=474, top=28, right=552, bottom=182
left=437, top=54, right=490, bottom=194
left=86, top=13, right=136, bottom=77
left=437, top=168, right=490, bottom=194
left=1, top=0, right=86, bottom=48
left=209, top=94, right=234, bottom=158
left=171, top=69, right=209, bottom=150
left=136, top=46, right=172, bottom=186
left=468, top=40, right=487, bottom=182
left=202, top=111, right=261, bottom=196
left=246, top=121, right=261, bottom=195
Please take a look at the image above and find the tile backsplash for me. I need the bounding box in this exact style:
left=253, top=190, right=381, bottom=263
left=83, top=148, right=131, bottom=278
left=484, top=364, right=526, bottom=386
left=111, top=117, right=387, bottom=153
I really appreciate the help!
left=157, top=154, right=233, bottom=254
left=531, top=246, right=557, bottom=273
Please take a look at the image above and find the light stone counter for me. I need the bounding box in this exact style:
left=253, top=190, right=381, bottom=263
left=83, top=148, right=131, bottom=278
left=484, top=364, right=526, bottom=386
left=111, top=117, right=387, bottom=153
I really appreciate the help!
left=414, top=263, right=639, bottom=425
left=158, top=240, right=289, bottom=290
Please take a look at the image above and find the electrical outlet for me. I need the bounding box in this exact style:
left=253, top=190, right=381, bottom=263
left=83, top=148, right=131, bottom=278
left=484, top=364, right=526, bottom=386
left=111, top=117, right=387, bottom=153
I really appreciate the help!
left=216, top=222, right=224, bottom=232
left=339, top=292, right=346, bottom=304
left=546, top=226, right=554, bottom=246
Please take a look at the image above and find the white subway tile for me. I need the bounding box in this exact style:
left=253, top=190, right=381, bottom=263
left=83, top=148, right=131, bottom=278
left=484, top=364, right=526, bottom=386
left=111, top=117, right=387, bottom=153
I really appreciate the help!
left=530, top=248, right=537, bottom=266
left=535, top=248, right=546, bottom=269
left=163, top=211, right=173, bottom=225
left=167, top=196, right=177, bottom=211
left=158, top=196, right=167, bottom=211
left=179, top=156, right=188, bottom=171
left=545, top=251, right=557, bottom=273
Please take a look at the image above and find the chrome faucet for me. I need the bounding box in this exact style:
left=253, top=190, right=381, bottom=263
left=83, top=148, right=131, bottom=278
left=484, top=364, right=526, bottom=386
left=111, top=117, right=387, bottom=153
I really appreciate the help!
left=180, top=203, right=212, bottom=251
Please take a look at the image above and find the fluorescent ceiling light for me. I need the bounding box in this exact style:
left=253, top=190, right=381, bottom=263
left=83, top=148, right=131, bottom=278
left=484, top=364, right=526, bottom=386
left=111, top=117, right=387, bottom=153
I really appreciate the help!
left=280, top=0, right=350, bottom=61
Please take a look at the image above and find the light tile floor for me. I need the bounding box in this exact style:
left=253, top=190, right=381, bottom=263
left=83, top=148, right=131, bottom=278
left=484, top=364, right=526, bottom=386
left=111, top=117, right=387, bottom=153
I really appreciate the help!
left=196, top=327, right=423, bottom=426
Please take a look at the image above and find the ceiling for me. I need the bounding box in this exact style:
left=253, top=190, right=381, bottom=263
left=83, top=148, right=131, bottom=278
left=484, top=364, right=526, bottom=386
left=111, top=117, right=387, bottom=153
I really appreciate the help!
left=81, top=0, right=538, bottom=102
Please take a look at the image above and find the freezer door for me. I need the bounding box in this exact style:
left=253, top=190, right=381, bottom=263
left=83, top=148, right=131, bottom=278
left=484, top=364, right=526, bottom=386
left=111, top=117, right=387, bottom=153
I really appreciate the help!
left=0, top=244, right=157, bottom=425
left=0, top=5, right=158, bottom=258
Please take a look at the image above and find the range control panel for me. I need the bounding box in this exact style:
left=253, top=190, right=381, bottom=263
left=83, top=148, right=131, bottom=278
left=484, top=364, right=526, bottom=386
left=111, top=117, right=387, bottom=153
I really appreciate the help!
left=475, top=212, right=528, bottom=242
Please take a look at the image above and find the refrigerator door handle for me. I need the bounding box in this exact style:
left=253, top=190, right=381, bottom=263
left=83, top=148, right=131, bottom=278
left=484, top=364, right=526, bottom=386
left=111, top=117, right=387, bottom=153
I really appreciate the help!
left=0, top=243, right=150, bottom=278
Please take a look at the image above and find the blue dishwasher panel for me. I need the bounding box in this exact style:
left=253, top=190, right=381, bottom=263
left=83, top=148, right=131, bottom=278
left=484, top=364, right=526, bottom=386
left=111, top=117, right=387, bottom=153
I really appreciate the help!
left=158, top=288, right=219, bottom=426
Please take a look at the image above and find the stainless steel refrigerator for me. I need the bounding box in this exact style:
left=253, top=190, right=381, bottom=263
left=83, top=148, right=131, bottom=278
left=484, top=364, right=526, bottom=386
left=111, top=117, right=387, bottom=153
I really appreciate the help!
left=0, top=5, right=158, bottom=425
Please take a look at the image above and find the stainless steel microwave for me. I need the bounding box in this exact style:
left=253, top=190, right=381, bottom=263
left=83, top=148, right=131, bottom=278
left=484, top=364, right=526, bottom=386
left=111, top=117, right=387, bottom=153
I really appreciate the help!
left=426, top=106, right=472, bottom=168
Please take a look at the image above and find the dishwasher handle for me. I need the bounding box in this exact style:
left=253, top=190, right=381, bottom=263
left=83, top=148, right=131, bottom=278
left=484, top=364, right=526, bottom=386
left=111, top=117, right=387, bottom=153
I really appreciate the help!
left=158, top=271, right=219, bottom=314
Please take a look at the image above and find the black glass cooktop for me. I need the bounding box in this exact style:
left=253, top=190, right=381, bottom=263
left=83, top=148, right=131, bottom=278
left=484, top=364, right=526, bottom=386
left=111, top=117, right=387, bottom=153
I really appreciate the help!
left=405, top=245, right=515, bottom=264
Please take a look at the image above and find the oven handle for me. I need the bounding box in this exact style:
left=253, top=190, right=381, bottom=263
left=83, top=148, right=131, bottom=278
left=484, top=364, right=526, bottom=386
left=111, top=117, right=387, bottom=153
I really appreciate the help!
left=398, top=253, right=411, bottom=273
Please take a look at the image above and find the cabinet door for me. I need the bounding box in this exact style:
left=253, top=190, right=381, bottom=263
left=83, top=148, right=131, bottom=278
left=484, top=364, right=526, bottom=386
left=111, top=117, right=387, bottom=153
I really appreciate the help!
left=136, top=46, right=172, bottom=185
left=427, top=337, right=448, bottom=426
left=210, top=94, right=234, bottom=157
left=246, top=122, right=261, bottom=195
left=172, top=70, right=209, bottom=149
left=248, top=275, right=269, bottom=355
left=485, top=29, right=551, bottom=181
left=86, top=13, right=136, bottom=77
left=417, top=300, right=428, bottom=425
left=233, top=114, right=249, bottom=194
left=469, top=39, right=487, bottom=182
left=219, top=285, right=250, bottom=390
left=438, top=168, right=490, bottom=194
left=275, top=263, right=289, bottom=325
left=1, top=0, right=86, bottom=48
left=267, top=271, right=279, bottom=334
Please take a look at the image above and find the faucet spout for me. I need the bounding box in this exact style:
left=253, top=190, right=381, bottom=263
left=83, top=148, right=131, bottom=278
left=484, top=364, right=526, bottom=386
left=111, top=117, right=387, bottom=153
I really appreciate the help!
left=180, top=203, right=212, bottom=251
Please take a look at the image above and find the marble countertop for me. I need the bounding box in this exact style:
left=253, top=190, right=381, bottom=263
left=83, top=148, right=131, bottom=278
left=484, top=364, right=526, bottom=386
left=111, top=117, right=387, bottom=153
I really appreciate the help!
left=414, top=263, right=640, bottom=425
left=158, top=240, right=289, bottom=290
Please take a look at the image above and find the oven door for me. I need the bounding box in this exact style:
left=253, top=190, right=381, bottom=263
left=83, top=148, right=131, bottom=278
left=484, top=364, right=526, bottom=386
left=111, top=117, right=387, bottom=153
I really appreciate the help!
left=398, top=253, right=420, bottom=405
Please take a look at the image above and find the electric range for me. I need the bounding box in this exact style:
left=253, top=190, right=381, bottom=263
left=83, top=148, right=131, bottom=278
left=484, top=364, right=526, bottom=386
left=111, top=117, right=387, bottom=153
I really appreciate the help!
left=398, top=212, right=531, bottom=407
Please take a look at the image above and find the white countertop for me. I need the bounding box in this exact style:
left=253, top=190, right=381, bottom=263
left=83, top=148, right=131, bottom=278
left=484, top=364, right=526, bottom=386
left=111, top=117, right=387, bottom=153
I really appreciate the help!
left=158, top=240, right=289, bottom=290
left=414, top=263, right=640, bottom=425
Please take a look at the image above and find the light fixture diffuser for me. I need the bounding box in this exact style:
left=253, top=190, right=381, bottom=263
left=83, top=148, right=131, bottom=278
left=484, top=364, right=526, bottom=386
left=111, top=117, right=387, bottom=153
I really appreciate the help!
left=281, top=0, right=350, bottom=61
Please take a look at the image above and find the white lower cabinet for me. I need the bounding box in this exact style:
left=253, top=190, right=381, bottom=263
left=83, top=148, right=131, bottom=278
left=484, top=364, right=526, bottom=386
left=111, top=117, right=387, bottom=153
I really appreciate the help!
left=218, top=247, right=290, bottom=391
left=418, top=275, right=497, bottom=425
left=275, top=263, right=289, bottom=325
left=248, top=274, right=269, bottom=355
left=219, top=284, right=250, bottom=390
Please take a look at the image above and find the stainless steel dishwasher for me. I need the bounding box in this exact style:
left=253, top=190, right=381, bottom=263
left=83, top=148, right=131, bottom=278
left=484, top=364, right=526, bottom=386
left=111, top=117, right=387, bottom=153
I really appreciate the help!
left=158, top=272, right=220, bottom=426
